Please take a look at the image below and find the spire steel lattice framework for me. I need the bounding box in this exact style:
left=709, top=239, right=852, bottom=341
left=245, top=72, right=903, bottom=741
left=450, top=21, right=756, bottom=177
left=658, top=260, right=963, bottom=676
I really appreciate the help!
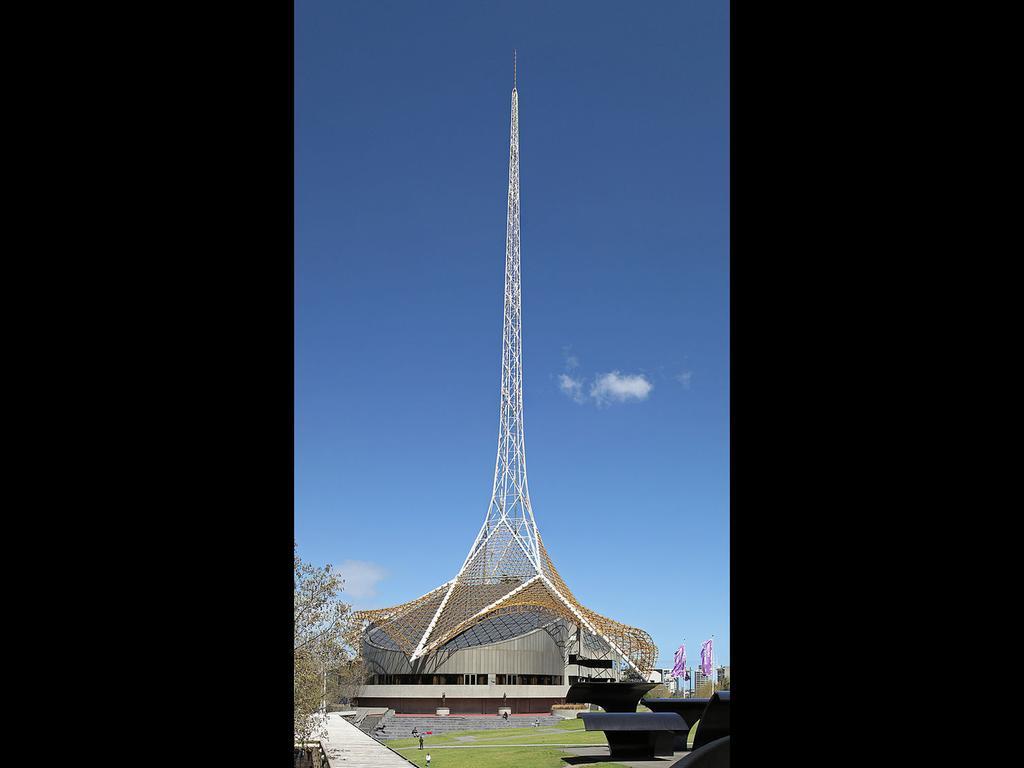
left=354, top=65, right=657, bottom=676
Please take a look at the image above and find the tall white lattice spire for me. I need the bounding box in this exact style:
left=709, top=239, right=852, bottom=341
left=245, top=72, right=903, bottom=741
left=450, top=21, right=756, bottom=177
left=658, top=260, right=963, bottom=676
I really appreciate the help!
left=458, top=56, right=542, bottom=582
left=360, top=60, right=656, bottom=673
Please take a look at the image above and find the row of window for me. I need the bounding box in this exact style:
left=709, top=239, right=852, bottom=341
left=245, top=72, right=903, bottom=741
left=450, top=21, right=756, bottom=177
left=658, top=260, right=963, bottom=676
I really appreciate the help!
left=367, top=674, right=565, bottom=686
left=494, top=675, right=563, bottom=686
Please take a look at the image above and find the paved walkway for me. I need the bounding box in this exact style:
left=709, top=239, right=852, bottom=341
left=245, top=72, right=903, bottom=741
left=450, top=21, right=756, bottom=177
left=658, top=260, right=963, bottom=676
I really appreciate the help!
left=321, top=712, right=415, bottom=767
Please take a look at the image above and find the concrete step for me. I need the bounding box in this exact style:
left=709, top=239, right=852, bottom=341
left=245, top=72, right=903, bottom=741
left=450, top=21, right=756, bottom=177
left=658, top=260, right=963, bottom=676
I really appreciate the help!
left=361, top=710, right=395, bottom=736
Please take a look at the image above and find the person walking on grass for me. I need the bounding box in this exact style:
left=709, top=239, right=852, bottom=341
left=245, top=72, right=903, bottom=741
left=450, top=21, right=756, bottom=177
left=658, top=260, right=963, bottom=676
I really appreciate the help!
left=419, top=735, right=424, bottom=750
left=425, top=753, right=431, bottom=766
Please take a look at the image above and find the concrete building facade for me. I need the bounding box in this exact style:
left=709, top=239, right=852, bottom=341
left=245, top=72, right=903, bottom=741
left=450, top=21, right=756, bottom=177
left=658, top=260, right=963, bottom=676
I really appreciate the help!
left=358, top=621, right=622, bottom=713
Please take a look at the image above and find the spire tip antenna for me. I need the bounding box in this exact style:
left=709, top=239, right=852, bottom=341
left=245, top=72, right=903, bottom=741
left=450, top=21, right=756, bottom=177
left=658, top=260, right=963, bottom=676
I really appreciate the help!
left=513, top=49, right=517, bottom=90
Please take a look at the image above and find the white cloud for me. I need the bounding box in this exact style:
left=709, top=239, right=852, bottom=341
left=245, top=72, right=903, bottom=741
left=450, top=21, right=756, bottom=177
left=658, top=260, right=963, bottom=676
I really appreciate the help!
left=676, top=371, right=693, bottom=390
left=559, top=373, right=585, bottom=403
left=556, top=352, right=653, bottom=407
left=590, top=371, right=653, bottom=405
left=338, top=560, right=387, bottom=600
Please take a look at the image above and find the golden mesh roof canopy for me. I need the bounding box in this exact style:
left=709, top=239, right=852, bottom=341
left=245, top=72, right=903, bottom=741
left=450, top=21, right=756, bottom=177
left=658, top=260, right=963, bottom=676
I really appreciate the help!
left=355, top=535, right=656, bottom=674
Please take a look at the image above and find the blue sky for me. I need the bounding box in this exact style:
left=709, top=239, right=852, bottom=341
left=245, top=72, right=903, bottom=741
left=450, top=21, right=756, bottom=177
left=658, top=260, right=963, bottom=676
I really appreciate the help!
left=295, top=0, right=729, bottom=670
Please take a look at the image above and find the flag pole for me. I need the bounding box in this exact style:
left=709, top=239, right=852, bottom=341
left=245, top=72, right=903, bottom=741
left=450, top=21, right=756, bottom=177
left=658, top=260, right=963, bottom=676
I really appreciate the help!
left=711, top=635, right=715, bottom=695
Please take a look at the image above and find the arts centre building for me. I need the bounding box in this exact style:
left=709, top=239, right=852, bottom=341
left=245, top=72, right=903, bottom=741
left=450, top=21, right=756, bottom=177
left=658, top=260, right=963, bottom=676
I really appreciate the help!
left=352, top=75, right=657, bottom=715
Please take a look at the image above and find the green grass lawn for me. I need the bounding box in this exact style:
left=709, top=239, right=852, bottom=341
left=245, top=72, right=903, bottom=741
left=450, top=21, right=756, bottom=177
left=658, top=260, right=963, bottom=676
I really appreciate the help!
left=387, top=718, right=607, bottom=749
left=388, top=719, right=626, bottom=768
left=384, top=715, right=698, bottom=767
left=397, top=745, right=631, bottom=768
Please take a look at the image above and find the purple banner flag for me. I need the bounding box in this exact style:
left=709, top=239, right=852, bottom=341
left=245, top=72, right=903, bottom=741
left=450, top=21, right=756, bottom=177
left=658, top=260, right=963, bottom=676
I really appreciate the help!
left=672, top=645, right=687, bottom=678
left=700, top=638, right=713, bottom=678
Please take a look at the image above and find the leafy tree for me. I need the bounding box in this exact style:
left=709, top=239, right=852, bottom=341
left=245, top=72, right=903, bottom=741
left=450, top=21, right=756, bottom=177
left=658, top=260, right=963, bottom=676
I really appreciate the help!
left=326, top=656, right=368, bottom=709
left=294, top=545, right=357, bottom=755
left=692, top=674, right=729, bottom=698
left=694, top=680, right=714, bottom=698
left=646, top=683, right=671, bottom=699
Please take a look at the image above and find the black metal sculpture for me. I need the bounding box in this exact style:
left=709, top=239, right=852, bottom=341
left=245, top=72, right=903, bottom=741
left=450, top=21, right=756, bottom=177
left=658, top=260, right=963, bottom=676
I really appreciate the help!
left=690, top=691, right=729, bottom=750
left=568, top=683, right=731, bottom=761
left=642, top=691, right=730, bottom=751
left=565, top=681, right=657, bottom=713
left=642, top=697, right=710, bottom=749
left=578, top=712, right=686, bottom=758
